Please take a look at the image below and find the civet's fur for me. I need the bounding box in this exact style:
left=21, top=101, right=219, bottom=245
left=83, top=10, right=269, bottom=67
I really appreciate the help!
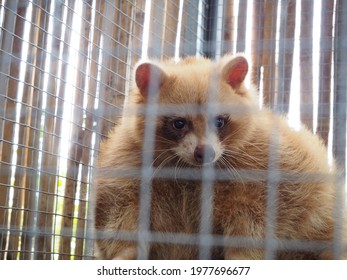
left=94, top=54, right=346, bottom=259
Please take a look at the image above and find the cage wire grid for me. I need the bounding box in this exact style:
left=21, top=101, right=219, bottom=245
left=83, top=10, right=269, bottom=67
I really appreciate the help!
left=0, top=0, right=346, bottom=260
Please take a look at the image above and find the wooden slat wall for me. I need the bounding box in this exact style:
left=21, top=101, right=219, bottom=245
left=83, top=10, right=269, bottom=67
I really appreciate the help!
left=0, top=0, right=346, bottom=259
left=218, top=0, right=339, bottom=147
left=0, top=0, right=148, bottom=259
left=147, top=0, right=180, bottom=59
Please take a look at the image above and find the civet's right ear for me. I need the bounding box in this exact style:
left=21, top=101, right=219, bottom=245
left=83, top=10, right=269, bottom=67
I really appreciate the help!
left=135, top=62, right=167, bottom=100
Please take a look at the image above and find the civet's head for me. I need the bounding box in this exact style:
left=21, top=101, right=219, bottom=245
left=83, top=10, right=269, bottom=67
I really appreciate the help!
left=132, top=54, right=258, bottom=167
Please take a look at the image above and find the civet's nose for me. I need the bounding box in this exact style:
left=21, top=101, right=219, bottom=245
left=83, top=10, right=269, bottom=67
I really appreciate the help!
left=194, top=144, right=215, bottom=164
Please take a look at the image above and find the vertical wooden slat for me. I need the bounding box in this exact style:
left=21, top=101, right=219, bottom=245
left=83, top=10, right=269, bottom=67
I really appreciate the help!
left=0, top=0, right=19, bottom=260
left=74, top=124, right=95, bottom=259
left=162, top=0, right=179, bottom=57
left=110, top=0, right=134, bottom=116
left=276, top=0, right=296, bottom=113
left=251, top=0, right=264, bottom=88
left=332, top=0, right=347, bottom=172
left=203, top=0, right=218, bottom=58
left=180, top=0, right=199, bottom=56
left=130, top=0, right=146, bottom=62
left=18, top=3, right=39, bottom=259
left=236, top=0, right=248, bottom=53
left=23, top=0, right=54, bottom=260
left=74, top=114, right=94, bottom=259
left=262, top=0, right=278, bottom=105
left=222, top=0, right=234, bottom=54
left=58, top=0, right=82, bottom=260
left=60, top=89, right=86, bottom=259
left=78, top=0, right=105, bottom=259
left=35, top=0, right=64, bottom=260
left=0, top=2, right=18, bottom=158
left=97, top=0, right=117, bottom=138
left=317, top=0, right=334, bottom=144
left=69, top=1, right=92, bottom=260
left=1, top=2, right=27, bottom=260
left=36, top=79, right=58, bottom=260
left=148, top=0, right=166, bottom=58
left=299, top=0, right=314, bottom=131
left=41, top=1, right=66, bottom=259
left=74, top=117, right=95, bottom=259
left=59, top=145, right=80, bottom=260
left=18, top=2, right=45, bottom=259
left=332, top=4, right=347, bottom=257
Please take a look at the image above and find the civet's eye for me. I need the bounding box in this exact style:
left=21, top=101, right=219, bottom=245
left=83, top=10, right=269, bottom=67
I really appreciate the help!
left=172, top=119, right=187, bottom=130
left=214, top=116, right=226, bottom=128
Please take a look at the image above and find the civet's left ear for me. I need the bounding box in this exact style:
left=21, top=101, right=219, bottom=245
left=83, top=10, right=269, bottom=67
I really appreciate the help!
left=222, top=55, right=248, bottom=89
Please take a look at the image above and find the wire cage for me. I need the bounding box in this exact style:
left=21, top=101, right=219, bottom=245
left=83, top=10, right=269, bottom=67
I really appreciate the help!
left=0, top=0, right=346, bottom=260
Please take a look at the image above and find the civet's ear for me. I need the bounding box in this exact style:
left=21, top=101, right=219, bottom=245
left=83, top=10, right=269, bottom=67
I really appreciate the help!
left=222, top=55, right=248, bottom=89
left=135, top=62, right=167, bottom=100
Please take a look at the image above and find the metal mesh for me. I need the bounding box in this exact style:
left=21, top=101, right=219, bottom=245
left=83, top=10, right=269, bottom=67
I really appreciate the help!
left=1, top=0, right=346, bottom=260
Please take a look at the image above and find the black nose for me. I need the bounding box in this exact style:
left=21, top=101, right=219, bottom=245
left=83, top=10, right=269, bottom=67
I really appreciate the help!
left=194, top=144, right=215, bottom=164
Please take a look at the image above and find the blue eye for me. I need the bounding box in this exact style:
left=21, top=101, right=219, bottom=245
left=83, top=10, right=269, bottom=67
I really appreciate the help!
left=172, top=119, right=186, bottom=130
left=214, top=117, right=226, bottom=128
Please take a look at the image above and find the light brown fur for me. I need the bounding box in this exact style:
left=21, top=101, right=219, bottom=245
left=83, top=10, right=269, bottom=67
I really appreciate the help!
left=94, top=54, right=346, bottom=259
